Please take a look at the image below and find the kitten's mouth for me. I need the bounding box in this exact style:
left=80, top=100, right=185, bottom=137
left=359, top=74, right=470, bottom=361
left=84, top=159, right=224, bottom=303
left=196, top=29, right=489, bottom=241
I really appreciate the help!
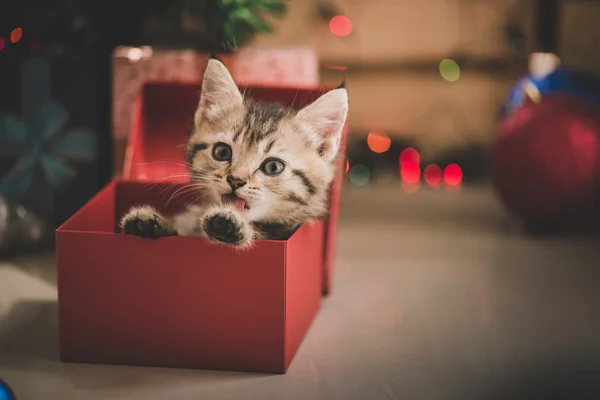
left=221, top=193, right=248, bottom=211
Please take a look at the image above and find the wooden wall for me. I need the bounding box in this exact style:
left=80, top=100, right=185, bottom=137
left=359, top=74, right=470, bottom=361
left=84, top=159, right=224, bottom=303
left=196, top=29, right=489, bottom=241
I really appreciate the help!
left=251, top=0, right=597, bottom=157
left=561, top=1, right=600, bottom=74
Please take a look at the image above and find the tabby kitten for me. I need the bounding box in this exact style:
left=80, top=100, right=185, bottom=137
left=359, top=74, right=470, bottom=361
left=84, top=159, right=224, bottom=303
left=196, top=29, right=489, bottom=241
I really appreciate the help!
left=120, top=57, right=348, bottom=248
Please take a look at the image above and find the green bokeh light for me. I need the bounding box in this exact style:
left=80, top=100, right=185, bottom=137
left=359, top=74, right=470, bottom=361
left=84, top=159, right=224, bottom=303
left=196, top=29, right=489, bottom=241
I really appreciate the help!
left=439, top=59, right=460, bottom=82
left=349, top=164, right=371, bottom=186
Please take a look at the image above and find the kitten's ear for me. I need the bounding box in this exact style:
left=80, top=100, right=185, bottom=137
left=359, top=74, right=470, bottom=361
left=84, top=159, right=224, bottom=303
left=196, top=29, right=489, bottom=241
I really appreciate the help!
left=295, top=88, right=348, bottom=162
left=195, top=58, right=243, bottom=126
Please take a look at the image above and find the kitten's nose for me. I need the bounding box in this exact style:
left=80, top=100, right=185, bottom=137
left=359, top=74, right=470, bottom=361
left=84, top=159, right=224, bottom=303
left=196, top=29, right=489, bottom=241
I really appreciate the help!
left=227, top=175, right=246, bottom=190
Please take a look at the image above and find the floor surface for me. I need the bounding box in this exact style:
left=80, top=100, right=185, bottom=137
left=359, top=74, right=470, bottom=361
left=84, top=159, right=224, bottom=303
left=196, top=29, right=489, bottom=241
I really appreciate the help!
left=2, top=183, right=600, bottom=400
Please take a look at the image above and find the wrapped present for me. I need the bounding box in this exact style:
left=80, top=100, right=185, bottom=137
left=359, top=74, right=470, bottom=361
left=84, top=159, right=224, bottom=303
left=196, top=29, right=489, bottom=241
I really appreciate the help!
left=230, top=47, right=319, bottom=87
left=0, top=53, right=109, bottom=228
left=112, top=47, right=203, bottom=141
left=57, top=81, right=347, bottom=373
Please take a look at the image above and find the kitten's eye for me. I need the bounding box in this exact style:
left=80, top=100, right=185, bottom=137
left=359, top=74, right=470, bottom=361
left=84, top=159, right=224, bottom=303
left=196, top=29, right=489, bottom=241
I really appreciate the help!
left=212, top=143, right=232, bottom=161
left=260, top=158, right=285, bottom=176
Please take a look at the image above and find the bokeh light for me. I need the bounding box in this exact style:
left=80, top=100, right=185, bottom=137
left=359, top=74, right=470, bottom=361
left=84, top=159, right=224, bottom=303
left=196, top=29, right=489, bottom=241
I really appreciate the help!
left=367, top=132, right=391, bottom=154
left=329, top=16, right=353, bottom=37
left=327, top=65, right=348, bottom=71
left=439, top=59, right=460, bottom=82
left=401, top=180, right=420, bottom=194
left=424, top=164, right=442, bottom=187
left=10, top=28, right=23, bottom=43
left=0, top=38, right=5, bottom=52
left=444, top=164, right=463, bottom=186
left=127, top=47, right=143, bottom=61
left=349, top=164, right=370, bottom=186
left=345, top=160, right=350, bottom=173
left=399, top=148, right=420, bottom=168
left=401, top=164, right=420, bottom=184
left=529, top=52, right=560, bottom=78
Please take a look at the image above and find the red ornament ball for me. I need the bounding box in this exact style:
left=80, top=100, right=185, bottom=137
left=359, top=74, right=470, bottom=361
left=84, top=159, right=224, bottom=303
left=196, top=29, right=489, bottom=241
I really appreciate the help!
left=491, top=94, right=600, bottom=227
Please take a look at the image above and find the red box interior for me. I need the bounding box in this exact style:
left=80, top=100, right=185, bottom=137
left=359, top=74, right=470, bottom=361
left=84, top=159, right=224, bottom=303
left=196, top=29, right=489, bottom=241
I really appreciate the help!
left=123, top=82, right=347, bottom=294
left=56, top=180, right=324, bottom=373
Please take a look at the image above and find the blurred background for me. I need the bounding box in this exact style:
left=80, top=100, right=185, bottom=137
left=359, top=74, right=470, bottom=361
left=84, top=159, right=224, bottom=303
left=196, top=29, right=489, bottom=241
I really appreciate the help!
left=3, top=1, right=600, bottom=399
left=2, top=0, right=600, bottom=246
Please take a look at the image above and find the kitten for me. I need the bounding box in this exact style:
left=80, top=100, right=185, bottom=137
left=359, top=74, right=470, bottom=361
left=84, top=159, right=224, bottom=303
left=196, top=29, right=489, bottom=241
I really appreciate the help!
left=120, top=57, right=348, bottom=248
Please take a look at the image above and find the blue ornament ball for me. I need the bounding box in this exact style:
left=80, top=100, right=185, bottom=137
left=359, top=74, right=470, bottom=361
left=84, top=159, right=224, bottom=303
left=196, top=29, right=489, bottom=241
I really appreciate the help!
left=0, top=380, right=15, bottom=400
left=500, top=68, right=600, bottom=119
left=499, top=75, right=540, bottom=118
left=537, top=68, right=600, bottom=106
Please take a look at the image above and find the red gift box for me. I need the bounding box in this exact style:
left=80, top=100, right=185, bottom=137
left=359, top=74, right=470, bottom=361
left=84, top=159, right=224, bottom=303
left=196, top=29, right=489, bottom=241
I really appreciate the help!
left=56, top=82, right=347, bottom=373
left=123, top=82, right=347, bottom=295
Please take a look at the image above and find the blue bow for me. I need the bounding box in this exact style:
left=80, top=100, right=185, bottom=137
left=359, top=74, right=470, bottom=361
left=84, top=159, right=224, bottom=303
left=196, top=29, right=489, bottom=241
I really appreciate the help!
left=0, top=57, right=96, bottom=217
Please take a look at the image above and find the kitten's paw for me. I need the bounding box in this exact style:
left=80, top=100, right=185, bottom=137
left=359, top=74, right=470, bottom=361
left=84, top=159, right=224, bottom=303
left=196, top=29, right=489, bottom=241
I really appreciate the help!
left=120, top=206, right=174, bottom=239
left=202, top=207, right=253, bottom=248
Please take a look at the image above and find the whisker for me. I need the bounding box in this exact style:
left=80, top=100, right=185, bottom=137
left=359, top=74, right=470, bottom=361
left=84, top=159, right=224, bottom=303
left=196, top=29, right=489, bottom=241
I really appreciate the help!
left=133, top=160, right=195, bottom=170
left=164, top=187, right=195, bottom=207
left=184, top=192, right=209, bottom=209
left=164, top=183, right=204, bottom=206
left=289, top=90, right=300, bottom=111
left=158, top=180, right=194, bottom=201
left=143, top=180, right=190, bottom=194
left=166, top=188, right=208, bottom=209
left=143, top=175, right=193, bottom=190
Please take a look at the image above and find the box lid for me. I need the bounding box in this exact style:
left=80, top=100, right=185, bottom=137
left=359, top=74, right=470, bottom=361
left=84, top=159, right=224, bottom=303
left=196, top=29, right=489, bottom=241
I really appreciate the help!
left=123, top=82, right=336, bottom=181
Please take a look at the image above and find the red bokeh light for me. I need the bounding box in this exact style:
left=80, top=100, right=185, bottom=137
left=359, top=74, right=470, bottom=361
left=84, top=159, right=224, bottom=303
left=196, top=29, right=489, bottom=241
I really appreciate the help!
left=444, top=164, right=463, bottom=186
left=329, top=16, right=353, bottom=37
left=424, top=164, right=443, bottom=187
left=401, top=164, right=421, bottom=184
left=345, top=160, right=350, bottom=173
left=0, top=37, right=5, bottom=51
left=399, top=148, right=420, bottom=168
left=401, top=180, right=420, bottom=194
left=11, top=28, right=23, bottom=43
left=367, top=132, right=391, bottom=153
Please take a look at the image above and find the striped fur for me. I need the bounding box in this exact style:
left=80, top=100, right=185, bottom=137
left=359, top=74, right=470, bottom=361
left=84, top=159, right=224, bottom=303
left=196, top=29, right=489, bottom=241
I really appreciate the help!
left=121, top=58, right=348, bottom=248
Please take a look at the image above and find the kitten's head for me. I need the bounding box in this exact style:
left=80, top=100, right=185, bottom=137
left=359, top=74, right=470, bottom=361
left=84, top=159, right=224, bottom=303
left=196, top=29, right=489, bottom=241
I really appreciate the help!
left=186, top=58, right=348, bottom=225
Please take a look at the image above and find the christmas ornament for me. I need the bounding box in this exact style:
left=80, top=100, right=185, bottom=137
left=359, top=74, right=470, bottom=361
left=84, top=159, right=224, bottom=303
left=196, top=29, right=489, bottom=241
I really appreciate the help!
left=499, top=75, right=538, bottom=118
left=532, top=68, right=600, bottom=105
left=491, top=93, right=600, bottom=229
left=500, top=68, right=600, bottom=118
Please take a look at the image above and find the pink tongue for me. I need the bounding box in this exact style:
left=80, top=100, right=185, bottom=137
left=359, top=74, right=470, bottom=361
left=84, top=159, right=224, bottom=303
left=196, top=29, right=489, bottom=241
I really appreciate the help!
left=221, top=194, right=246, bottom=211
